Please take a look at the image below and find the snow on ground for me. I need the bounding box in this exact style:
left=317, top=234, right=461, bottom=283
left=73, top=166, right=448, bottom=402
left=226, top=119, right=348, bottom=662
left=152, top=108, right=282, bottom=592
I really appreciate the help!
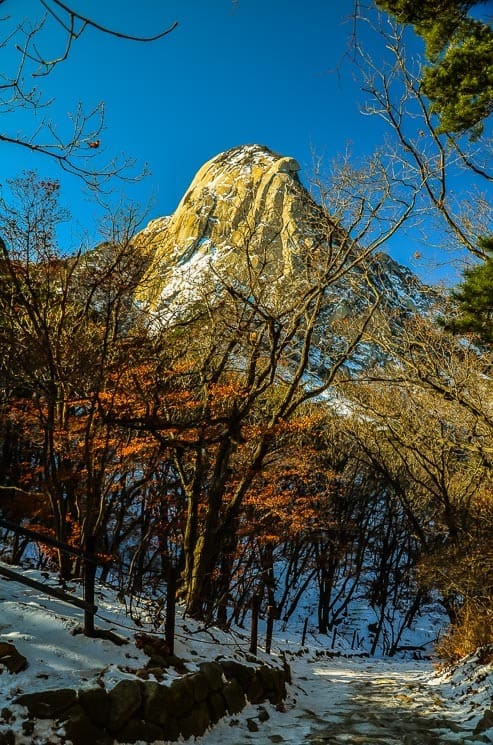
left=0, top=564, right=491, bottom=744
left=204, top=652, right=493, bottom=744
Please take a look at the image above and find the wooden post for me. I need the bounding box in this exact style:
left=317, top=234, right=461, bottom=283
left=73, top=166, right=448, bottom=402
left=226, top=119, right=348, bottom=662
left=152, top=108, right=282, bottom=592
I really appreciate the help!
left=249, top=594, right=260, bottom=656
left=265, top=604, right=275, bottom=654
left=165, top=564, right=177, bottom=656
left=83, top=536, right=96, bottom=637
left=331, top=625, right=337, bottom=648
left=301, top=617, right=308, bottom=647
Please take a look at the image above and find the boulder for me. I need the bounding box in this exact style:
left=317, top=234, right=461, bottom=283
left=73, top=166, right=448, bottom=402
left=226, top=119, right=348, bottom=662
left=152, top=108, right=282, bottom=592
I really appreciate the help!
left=207, top=691, right=227, bottom=725
left=474, top=709, right=493, bottom=735
left=15, top=688, right=76, bottom=718
left=144, top=666, right=164, bottom=680
left=247, top=717, right=259, bottom=732
left=268, top=668, right=287, bottom=704
left=107, top=679, right=143, bottom=731
left=77, top=686, right=110, bottom=729
left=220, top=660, right=255, bottom=693
left=63, top=705, right=111, bottom=745
left=148, top=654, right=168, bottom=669
left=114, top=717, right=163, bottom=744
left=246, top=671, right=265, bottom=704
left=199, top=661, right=224, bottom=691
left=223, top=679, right=245, bottom=714
left=142, top=680, right=172, bottom=726
left=189, top=671, right=210, bottom=702
left=177, top=701, right=210, bottom=739
left=258, top=705, right=270, bottom=722
left=277, top=156, right=300, bottom=174
left=258, top=665, right=276, bottom=693
left=0, top=642, right=27, bottom=674
left=21, top=720, right=34, bottom=736
left=168, top=676, right=195, bottom=717
left=161, top=715, right=180, bottom=741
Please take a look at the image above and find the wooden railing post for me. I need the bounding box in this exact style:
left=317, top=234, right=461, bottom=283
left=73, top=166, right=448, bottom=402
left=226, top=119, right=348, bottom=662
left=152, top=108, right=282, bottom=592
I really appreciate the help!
left=0, top=519, right=99, bottom=628
left=249, top=593, right=260, bottom=656
left=301, top=617, right=308, bottom=647
left=165, top=564, right=177, bottom=656
left=83, top=536, right=97, bottom=637
left=265, top=604, right=275, bottom=654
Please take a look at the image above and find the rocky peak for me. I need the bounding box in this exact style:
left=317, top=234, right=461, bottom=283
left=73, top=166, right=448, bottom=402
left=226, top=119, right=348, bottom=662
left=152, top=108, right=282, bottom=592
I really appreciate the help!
left=134, top=144, right=330, bottom=315
left=134, top=145, right=433, bottom=330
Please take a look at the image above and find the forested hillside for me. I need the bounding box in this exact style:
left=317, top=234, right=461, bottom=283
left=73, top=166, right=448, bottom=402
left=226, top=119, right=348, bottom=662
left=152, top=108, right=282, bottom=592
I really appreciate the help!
left=0, top=146, right=491, bottom=661
left=0, top=2, right=492, bottom=744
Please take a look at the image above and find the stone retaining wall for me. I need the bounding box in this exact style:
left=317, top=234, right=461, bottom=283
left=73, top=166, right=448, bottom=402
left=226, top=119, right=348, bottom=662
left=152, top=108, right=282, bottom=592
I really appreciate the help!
left=13, top=659, right=289, bottom=745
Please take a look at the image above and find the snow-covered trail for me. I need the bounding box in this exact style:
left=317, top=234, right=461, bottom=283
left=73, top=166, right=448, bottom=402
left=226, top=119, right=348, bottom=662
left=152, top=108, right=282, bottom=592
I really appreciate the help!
left=201, top=656, right=487, bottom=745
left=301, top=661, right=467, bottom=744
left=0, top=567, right=490, bottom=744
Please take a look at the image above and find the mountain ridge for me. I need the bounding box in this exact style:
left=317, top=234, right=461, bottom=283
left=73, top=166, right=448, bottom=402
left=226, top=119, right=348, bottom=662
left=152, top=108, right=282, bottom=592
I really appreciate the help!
left=132, top=144, right=437, bottom=361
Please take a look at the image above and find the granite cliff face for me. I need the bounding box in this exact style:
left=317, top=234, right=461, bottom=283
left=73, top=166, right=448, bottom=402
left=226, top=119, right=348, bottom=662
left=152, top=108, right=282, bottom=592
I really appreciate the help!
left=134, top=145, right=334, bottom=317
left=134, top=144, right=433, bottom=341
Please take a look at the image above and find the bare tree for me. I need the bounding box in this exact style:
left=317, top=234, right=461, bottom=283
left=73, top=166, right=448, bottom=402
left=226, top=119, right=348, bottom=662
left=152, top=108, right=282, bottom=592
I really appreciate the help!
left=0, top=174, right=155, bottom=575
left=350, top=4, right=493, bottom=264
left=0, top=0, right=177, bottom=185
left=114, top=145, right=427, bottom=620
left=341, top=310, right=493, bottom=652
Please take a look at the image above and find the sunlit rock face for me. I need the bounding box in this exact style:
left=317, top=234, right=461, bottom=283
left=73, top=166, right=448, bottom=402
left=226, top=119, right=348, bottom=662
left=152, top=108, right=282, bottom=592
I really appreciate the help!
left=132, top=144, right=435, bottom=370
left=134, top=144, right=335, bottom=317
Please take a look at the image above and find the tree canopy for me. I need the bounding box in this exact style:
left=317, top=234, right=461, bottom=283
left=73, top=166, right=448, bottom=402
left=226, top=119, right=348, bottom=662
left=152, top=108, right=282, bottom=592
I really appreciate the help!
left=447, top=237, right=493, bottom=344
left=375, top=0, right=493, bottom=136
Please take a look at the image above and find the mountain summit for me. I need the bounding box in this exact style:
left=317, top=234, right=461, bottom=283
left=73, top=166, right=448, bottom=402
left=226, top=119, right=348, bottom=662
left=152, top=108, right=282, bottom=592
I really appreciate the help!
left=135, top=144, right=432, bottom=328
left=135, top=144, right=332, bottom=314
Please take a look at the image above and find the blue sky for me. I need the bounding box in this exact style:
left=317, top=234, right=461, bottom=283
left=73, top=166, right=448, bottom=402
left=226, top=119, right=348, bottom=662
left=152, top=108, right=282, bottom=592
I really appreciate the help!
left=0, top=0, right=482, bottom=282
